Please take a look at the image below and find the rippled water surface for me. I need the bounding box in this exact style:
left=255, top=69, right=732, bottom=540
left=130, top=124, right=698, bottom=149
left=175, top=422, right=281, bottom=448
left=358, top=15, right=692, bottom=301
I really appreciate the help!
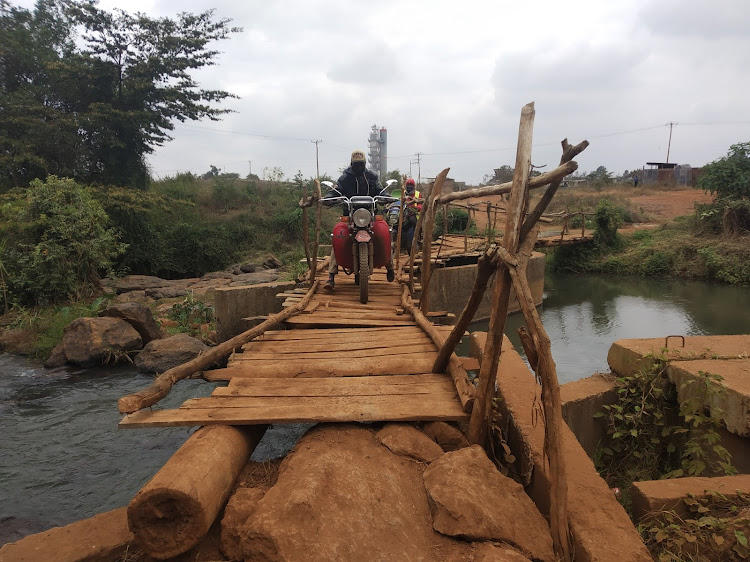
left=468, top=273, right=750, bottom=383
left=1, top=273, right=748, bottom=543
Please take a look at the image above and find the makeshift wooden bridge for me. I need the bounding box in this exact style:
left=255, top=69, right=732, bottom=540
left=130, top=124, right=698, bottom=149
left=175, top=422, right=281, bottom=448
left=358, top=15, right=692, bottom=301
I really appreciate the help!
left=119, top=269, right=472, bottom=428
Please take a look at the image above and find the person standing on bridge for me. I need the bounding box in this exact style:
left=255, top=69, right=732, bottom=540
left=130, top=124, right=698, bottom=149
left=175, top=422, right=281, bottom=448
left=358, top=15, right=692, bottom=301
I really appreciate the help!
left=321, top=150, right=395, bottom=291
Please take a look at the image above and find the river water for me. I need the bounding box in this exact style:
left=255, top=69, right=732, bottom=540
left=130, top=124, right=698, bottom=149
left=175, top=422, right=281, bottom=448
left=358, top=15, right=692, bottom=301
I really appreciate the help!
left=1, top=273, right=748, bottom=544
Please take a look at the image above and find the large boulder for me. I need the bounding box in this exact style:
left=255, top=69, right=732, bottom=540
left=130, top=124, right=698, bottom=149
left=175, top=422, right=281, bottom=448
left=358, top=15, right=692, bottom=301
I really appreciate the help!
left=423, top=445, right=555, bottom=562
left=61, top=317, right=142, bottom=368
left=376, top=423, right=444, bottom=463
left=100, top=302, right=163, bottom=344
left=238, top=424, right=472, bottom=561
left=134, top=333, right=209, bottom=373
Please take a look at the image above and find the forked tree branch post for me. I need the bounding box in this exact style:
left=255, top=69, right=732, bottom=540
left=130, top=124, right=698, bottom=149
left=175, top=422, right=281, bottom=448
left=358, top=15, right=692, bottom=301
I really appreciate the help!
left=419, top=168, right=450, bottom=314
left=310, top=179, right=323, bottom=285
left=394, top=176, right=407, bottom=272
left=468, top=102, right=535, bottom=447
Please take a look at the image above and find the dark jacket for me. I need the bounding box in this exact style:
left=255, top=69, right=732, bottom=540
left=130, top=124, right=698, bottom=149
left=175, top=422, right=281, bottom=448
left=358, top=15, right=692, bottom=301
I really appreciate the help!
left=324, top=166, right=382, bottom=212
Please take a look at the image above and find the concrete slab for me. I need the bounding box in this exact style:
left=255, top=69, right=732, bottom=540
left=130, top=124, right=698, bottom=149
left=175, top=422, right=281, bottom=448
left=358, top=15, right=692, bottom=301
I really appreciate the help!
left=607, top=335, right=750, bottom=377
left=0, top=508, right=133, bottom=562
left=560, top=373, right=618, bottom=457
left=667, top=358, right=750, bottom=437
left=214, top=280, right=295, bottom=342
left=630, top=474, right=750, bottom=523
left=428, top=251, right=544, bottom=321
left=470, top=332, right=651, bottom=562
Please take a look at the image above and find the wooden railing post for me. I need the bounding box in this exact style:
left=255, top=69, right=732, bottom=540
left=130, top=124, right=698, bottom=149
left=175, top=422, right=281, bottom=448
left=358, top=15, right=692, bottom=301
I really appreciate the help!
left=311, top=179, right=323, bottom=286
left=419, top=168, right=449, bottom=314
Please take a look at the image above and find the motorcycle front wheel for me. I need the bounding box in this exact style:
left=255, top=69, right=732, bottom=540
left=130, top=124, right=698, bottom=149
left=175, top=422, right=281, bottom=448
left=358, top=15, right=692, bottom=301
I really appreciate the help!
left=358, top=241, right=369, bottom=304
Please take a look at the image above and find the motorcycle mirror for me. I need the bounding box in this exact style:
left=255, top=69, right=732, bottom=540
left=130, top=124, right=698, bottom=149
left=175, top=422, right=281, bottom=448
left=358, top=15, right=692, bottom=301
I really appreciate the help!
left=321, top=180, right=335, bottom=189
left=384, top=179, right=398, bottom=189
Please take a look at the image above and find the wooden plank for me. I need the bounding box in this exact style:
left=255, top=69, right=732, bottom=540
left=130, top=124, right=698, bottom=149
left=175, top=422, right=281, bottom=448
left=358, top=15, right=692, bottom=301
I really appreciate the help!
left=285, top=317, right=415, bottom=328
left=231, top=347, right=439, bottom=361
left=119, top=396, right=468, bottom=428
left=181, top=394, right=459, bottom=410
left=226, top=373, right=449, bottom=388
left=206, top=355, right=438, bottom=380
left=214, top=375, right=455, bottom=397
left=241, top=338, right=436, bottom=354
left=257, top=326, right=433, bottom=340
left=299, top=310, right=406, bottom=321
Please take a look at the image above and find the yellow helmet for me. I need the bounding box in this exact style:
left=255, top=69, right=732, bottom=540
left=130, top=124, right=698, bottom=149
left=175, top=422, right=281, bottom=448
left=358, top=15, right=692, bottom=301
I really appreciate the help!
left=350, top=150, right=366, bottom=163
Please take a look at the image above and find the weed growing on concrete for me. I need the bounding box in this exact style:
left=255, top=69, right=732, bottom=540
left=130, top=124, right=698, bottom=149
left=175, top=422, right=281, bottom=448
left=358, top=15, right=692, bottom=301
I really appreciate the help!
left=595, top=356, right=735, bottom=508
left=167, top=293, right=214, bottom=337
left=639, top=491, right=750, bottom=561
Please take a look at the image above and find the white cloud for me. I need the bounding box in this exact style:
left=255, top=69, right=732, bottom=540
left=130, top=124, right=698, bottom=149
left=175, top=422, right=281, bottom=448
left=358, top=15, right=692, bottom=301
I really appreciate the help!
left=10, top=0, right=750, bottom=182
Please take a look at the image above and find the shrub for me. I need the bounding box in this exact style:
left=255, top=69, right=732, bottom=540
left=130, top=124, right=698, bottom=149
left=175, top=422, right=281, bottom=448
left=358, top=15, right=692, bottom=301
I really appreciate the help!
left=1, top=176, right=126, bottom=306
left=593, top=199, right=624, bottom=249
left=699, top=142, right=750, bottom=201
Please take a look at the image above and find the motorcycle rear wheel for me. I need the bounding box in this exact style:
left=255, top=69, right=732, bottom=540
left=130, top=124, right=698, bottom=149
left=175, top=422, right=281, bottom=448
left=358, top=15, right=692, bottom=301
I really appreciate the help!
left=358, top=241, right=369, bottom=304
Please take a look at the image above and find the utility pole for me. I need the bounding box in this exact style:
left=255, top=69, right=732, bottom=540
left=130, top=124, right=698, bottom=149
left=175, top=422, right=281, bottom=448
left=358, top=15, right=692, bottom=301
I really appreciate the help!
left=248, top=161, right=252, bottom=177
left=666, top=122, right=677, bottom=164
left=312, top=139, right=322, bottom=179
left=414, top=152, right=422, bottom=187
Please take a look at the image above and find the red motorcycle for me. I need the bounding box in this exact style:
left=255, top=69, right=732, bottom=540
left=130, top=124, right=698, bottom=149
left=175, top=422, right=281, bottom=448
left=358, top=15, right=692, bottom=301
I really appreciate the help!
left=322, top=181, right=397, bottom=303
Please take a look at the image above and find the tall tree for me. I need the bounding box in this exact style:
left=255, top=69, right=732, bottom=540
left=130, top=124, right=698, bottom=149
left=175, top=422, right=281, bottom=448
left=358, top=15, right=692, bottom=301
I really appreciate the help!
left=0, top=0, right=240, bottom=189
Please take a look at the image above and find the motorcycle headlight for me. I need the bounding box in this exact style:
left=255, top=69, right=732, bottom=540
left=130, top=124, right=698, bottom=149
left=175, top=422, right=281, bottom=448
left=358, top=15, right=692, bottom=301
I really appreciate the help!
left=352, top=208, right=372, bottom=228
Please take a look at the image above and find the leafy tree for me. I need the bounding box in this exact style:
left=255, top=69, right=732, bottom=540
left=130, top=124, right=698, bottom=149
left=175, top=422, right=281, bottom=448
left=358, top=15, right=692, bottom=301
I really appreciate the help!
left=386, top=169, right=402, bottom=182
left=0, top=0, right=240, bottom=190
left=0, top=176, right=126, bottom=305
left=699, top=142, right=750, bottom=200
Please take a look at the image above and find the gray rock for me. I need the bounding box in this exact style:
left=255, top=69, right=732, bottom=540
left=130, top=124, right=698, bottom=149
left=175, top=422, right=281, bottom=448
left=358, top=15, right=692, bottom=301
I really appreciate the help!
left=144, top=287, right=189, bottom=299
left=423, top=445, right=555, bottom=561
left=62, top=317, right=142, bottom=368
left=134, top=333, right=209, bottom=373
left=228, top=271, right=280, bottom=286
left=239, top=263, right=259, bottom=273
left=112, top=275, right=167, bottom=294
left=100, top=302, right=163, bottom=344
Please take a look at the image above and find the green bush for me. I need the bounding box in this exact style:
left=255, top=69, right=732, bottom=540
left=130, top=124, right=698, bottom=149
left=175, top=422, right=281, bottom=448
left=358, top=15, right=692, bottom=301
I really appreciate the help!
left=1, top=176, right=126, bottom=306
left=593, top=200, right=624, bottom=249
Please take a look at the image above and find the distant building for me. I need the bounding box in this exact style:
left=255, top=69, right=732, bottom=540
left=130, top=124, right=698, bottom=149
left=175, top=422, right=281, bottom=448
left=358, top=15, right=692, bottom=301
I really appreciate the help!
left=641, top=162, right=703, bottom=186
left=367, top=125, right=387, bottom=180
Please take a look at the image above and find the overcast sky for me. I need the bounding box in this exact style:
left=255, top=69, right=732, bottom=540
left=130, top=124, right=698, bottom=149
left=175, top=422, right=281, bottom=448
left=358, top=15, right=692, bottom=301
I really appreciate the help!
left=16, top=0, right=750, bottom=184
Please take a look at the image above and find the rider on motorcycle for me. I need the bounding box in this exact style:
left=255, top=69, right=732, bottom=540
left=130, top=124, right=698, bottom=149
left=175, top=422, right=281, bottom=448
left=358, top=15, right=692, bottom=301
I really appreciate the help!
left=323, top=150, right=395, bottom=291
left=402, top=178, right=422, bottom=249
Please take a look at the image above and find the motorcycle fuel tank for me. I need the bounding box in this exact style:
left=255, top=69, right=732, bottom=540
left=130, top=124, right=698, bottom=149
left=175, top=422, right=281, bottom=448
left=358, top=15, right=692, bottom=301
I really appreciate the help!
left=331, top=217, right=392, bottom=272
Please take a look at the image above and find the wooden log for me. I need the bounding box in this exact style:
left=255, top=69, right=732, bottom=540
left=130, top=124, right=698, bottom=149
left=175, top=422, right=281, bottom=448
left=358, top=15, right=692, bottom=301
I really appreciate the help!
left=401, top=284, right=475, bottom=412
left=432, top=247, right=498, bottom=373
left=395, top=180, right=406, bottom=272
left=435, top=160, right=578, bottom=205
left=508, top=225, right=571, bottom=561
left=117, top=281, right=319, bottom=414
left=420, top=168, right=450, bottom=314
left=468, top=102, right=535, bottom=448
left=127, top=425, right=266, bottom=559
left=311, top=179, right=323, bottom=285
left=519, top=139, right=589, bottom=242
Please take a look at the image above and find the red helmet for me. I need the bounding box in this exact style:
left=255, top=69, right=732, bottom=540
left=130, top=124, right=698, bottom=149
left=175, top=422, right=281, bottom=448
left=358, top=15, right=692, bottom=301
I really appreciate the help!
left=405, top=178, right=416, bottom=188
